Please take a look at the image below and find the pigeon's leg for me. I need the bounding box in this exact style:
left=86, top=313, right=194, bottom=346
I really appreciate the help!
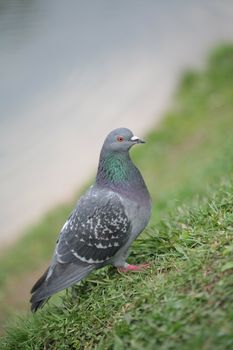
left=117, top=262, right=150, bottom=273
left=112, top=246, right=150, bottom=273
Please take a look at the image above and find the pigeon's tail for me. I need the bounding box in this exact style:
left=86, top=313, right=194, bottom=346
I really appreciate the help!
left=31, top=296, right=50, bottom=312
left=30, top=262, right=94, bottom=312
left=31, top=267, right=50, bottom=294
left=30, top=266, right=50, bottom=312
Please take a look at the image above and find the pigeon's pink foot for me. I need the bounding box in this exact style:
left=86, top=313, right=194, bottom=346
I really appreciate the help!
left=117, top=263, right=150, bottom=273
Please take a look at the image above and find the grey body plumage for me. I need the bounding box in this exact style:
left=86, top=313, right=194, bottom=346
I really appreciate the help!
left=30, top=128, right=151, bottom=311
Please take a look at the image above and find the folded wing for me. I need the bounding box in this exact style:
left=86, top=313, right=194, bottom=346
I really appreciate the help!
left=30, top=187, right=130, bottom=311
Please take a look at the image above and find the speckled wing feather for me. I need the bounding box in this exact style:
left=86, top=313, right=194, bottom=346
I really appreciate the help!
left=30, top=187, right=131, bottom=308
left=56, top=187, right=131, bottom=265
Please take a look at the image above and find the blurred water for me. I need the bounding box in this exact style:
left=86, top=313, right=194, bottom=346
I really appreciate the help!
left=1, top=0, right=233, bottom=246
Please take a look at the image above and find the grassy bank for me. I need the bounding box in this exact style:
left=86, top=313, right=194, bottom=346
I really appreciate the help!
left=0, top=45, right=233, bottom=349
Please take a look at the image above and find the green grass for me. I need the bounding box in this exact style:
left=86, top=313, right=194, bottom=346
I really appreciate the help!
left=0, top=44, right=233, bottom=349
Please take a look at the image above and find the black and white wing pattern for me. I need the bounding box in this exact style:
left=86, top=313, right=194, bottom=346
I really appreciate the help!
left=55, top=187, right=131, bottom=266
left=30, top=187, right=131, bottom=310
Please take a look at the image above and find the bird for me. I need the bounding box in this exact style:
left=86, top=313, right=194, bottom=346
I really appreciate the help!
left=30, top=127, right=151, bottom=312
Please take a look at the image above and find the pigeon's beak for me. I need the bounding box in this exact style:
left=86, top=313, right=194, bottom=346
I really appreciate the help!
left=130, top=135, right=146, bottom=144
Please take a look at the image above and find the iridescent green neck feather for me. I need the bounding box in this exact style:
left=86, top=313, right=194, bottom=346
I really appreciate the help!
left=103, top=154, right=129, bottom=182
left=97, top=152, right=132, bottom=184
left=96, top=148, right=150, bottom=202
left=96, top=151, right=134, bottom=186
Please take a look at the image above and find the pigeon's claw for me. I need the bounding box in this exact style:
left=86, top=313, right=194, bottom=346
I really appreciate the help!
left=117, top=263, right=150, bottom=273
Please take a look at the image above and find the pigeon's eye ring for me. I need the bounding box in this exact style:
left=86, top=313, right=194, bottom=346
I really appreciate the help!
left=117, top=136, right=124, bottom=142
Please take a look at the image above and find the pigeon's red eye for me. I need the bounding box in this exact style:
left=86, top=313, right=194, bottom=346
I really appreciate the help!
left=117, top=136, right=124, bottom=142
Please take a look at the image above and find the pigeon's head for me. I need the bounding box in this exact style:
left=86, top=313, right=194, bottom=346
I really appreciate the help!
left=102, top=128, right=145, bottom=153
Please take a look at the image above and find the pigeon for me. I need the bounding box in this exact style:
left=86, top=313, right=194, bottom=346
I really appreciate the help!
left=30, top=127, right=151, bottom=312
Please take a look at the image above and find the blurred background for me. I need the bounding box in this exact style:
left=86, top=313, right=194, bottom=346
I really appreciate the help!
left=1, top=0, right=233, bottom=338
left=1, top=0, right=233, bottom=247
